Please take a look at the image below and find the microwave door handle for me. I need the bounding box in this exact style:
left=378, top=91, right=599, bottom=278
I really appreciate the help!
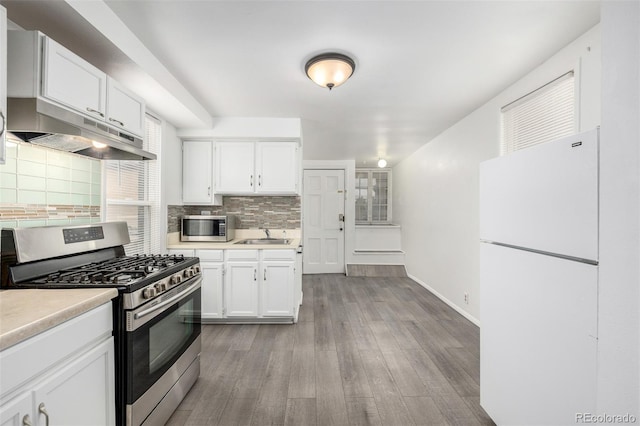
left=134, top=278, right=201, bottom=320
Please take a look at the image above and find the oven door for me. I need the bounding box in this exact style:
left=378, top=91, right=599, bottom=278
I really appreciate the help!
left=125, top=276, right=201, bottom=413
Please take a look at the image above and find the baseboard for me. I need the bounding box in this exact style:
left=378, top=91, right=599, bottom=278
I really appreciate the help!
left=353, top=249, right=405, bottom=253
left=346, top=264, right=407, bottom=277
left=407, top=273, right=480, bottom=327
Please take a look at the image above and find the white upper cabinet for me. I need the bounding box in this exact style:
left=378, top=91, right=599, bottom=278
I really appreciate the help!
left=215, top=141, right=256, bottom=194
left=42, top=36, right=107, bottom=121
left=182, top=140, right=222, bottom=205
left=106, top=77, right=145, bottom=137
left=256, top=142, right=298, bottom=193
left=215, top=141, right=299, bottom=195
left=8, top=31, right=145, bottom=137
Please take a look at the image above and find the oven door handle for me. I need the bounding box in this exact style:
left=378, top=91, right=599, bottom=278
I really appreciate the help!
left=134, top=277, right=201, bottom=320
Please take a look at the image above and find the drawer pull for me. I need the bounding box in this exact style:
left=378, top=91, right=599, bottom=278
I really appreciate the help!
left=86, top=107, right=104, bottom=117
left=38, top=403, right=50, bottom=426
left=109, top=117, right=125, bottom=127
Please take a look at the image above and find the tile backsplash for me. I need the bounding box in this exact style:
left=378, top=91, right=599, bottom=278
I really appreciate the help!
left=0, top=142, right=102, bottom=228
left=168, top=196, right=301, bottom=232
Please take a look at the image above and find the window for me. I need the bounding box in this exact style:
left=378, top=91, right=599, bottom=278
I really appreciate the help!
left=501, top=71, right=576, bottom=155
left=355, top=168, right=391, bottom=223
left=104, top=115, right=161, bottom=254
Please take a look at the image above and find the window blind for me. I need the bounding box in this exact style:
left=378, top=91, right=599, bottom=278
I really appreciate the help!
left=501, top=71, right=576, bottom=155
left=104, top=115, right=162, bottom=255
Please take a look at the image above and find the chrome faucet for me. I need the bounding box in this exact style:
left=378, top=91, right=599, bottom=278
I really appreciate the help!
left=264, top=228, right=271, bottom=239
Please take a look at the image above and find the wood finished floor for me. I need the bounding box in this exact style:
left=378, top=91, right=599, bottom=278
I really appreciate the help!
left=167, top=274, right=495, bottom=426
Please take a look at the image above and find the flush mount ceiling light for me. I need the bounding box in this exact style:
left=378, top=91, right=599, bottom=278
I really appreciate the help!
left=305, top=53, right=356, bottom=90
left=377, top=158, right=387, bottom=168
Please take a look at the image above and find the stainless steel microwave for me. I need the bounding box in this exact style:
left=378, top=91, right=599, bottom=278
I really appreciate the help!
left=180, top=215, right=235, bottom=242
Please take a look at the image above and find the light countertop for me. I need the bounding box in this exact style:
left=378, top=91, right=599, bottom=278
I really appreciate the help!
left=166, top=229, right=301, bottom=250
left=0, top=288, right=118, bottom=351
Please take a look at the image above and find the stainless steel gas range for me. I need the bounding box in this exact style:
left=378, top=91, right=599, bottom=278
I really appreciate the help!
left=0, top=222, right=202, bottom=426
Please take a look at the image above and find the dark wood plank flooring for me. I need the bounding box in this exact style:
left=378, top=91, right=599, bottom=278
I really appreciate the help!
left=167, top=274, right=495, bottom=426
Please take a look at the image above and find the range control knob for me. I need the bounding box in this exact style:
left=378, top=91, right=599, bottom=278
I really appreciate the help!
left=155, top=282, right=168, bottom=292
left=142, top=287, right=157, bottom=299
left=183, top=268, right=194, bottom=279
left=170, top=275, right=182, bottom=285
left=193, top=265, right=201, bottom=274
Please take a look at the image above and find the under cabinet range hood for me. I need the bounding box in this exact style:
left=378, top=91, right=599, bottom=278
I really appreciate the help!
left=6, top=98, right=156, bottom=161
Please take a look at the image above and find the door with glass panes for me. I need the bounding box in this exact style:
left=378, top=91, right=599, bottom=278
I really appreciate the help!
left=355, top=169, right=391, bottom=223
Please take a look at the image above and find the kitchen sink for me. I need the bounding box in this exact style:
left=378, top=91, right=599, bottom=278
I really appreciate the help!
left=234, top=238, right=291, bottom=245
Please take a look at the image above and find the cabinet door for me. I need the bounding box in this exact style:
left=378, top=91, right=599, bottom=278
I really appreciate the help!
left=32, top=338, right=115, bottom=426
left=0, top=392, right=32, bottom=426
left=106, top=77, right=145, bottom=137
left=182, top=140, right=213, bottom=204
left=215, top=142, right=255, bottom=194
left=224, top=262, right=258, bottom=317
left=42, top=37, right=107, bottom=120
left=256, top=142, right=298, bottom=194
left=0, top=5, right=6, bottom=165
left=261, top=261, right=294, bottom=317
left=200, top=261, right=224, bottom=319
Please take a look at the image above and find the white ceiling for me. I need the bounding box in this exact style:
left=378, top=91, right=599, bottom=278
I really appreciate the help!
left=3, top=1, right=600, bottom=167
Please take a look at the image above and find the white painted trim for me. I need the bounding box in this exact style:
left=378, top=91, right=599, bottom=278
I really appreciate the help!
left=353, top=249, right=405, bottom=254
left=407, top=272, right=480, bottom=327
left=347, top=263, right=405, bottom=266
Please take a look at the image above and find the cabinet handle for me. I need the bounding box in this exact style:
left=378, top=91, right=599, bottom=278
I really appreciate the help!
left=108, top=117, right=125, bottom=127
left=254, top=269, right=257, bottom=281
left=250, top=175, right=253, bottom=187
left=22, top=414, right=32, bottom=426
left=0, top=110, right=5, bottom=139
left=38, top=403, right=50, bottom=426
left=86, top=107, right=105, bottom=118
left=207, top=186, right=211, bottom=196
left=258, top=175, right=262, bottom=186
left=264, top=269, right=267, bottom=280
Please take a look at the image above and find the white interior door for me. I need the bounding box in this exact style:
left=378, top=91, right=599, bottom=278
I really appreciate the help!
left=303, top=169, right=345, bottom=274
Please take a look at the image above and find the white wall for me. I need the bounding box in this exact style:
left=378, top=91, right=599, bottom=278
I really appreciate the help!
left=161, top=120, right=182, bottom=251
left=597, top=0, right=639, bottom=416
left=393, top=25, right=601, bottom=324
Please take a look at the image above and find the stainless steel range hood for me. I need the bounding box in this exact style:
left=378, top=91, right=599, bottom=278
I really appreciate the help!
left=7, top=98, right=157, bottom=161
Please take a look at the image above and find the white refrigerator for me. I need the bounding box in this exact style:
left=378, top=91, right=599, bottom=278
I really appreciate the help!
left=479, top=128, right=599, bottom=425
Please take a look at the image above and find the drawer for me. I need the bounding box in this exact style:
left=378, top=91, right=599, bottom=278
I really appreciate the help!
left=0, top=303, right=112, bottom=396
left=225, top=250, right=259, bottom=261
left=195, top=249, right=224, bottom=262
left=261, top=249, right=296, bottom=261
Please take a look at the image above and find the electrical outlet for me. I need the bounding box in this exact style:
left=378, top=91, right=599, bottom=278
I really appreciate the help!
left=464, top=293, right=469, bottom=304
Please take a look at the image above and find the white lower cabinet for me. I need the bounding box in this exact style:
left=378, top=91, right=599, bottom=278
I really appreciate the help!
left=225, top=262, right=259, bottom=317
left=196, top=249, right=224, bottom=320
left=224, top=250, right=260, bottom=317
left=0, top=303, right=115, bottom=426
left=261, top=250, right=295, bottom=317
left=170, top=248, right=299, bottom=322
left=261, top=261, right=294, bottom=317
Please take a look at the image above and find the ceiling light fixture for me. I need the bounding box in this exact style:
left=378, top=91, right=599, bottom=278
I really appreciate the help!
left=305, top=53, right=356, bottom=90
left=92, top=141, right=107, bottom=149
left=377, top=158, right=387, bottom=168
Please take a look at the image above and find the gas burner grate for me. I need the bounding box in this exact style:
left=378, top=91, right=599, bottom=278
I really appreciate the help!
left=30, top=254, right=188, bottom=285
